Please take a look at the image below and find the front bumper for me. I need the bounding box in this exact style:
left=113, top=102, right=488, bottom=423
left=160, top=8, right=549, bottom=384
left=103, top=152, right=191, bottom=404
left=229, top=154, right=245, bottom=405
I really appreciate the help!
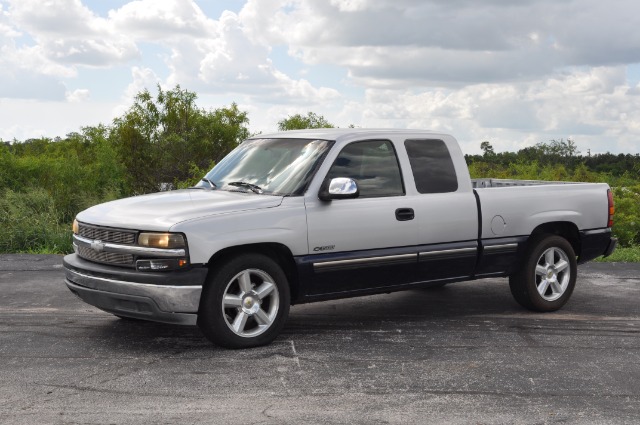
left=63, top=254, right=208, bottom=325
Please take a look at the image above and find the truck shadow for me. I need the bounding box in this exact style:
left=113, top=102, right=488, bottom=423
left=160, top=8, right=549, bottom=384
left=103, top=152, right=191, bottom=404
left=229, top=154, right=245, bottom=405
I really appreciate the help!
left=85, top=278, right=530, bottom=352
left=285, top=279, right=522, bottom=330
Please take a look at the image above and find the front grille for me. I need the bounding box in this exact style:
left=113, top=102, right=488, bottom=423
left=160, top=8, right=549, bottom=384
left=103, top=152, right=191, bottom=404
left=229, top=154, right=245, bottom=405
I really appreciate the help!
left=76, top=223, right=137, bottom=266
left=78, top=223, right=136, bottom=245
left=77, top=245, right=134, bottom=266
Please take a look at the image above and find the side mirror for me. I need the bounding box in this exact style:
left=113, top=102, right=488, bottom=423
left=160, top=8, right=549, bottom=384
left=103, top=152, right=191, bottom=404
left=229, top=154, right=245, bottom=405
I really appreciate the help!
left=318, top=177, right=359, bottom=201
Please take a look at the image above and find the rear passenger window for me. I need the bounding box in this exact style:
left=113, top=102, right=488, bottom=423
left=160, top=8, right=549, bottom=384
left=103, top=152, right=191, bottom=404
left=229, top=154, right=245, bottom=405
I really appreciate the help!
left=326, top=140, right=404, bottom=198
left=405, top=139, right=458, bottom=193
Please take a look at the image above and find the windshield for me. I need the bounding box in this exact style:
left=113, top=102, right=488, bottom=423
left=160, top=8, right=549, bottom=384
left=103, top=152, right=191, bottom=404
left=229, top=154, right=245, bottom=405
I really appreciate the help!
left=196, top=138, right=333, bottom=196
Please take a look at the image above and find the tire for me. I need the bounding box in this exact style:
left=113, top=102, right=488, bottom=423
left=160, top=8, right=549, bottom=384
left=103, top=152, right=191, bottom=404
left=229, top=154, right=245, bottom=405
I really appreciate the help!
left=197, top=253, right=290, bottom=349
left=509, top=234, right=577, bottom=312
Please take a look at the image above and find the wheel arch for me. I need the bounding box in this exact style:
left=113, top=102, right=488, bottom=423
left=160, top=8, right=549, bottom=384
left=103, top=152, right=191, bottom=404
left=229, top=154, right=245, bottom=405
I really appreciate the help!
left=205, top=243, right=300, bottom=302
left=528, top=221, right=581, bottom=256
left=510, top=221, right=580, bottom=273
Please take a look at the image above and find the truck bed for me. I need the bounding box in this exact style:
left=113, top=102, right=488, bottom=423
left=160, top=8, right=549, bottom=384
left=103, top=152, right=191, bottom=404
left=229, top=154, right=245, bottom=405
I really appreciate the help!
left=472, top=180, right=610, bottom=241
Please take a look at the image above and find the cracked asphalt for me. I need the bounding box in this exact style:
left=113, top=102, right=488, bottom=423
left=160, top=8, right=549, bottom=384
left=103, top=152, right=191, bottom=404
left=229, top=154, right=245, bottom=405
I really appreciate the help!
left=0, top=254, right=639, bottom=424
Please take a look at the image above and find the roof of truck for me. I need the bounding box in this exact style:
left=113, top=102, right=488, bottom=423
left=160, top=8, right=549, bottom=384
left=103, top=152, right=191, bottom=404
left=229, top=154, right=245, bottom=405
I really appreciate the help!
left=252, top=128, right=445, bottom=141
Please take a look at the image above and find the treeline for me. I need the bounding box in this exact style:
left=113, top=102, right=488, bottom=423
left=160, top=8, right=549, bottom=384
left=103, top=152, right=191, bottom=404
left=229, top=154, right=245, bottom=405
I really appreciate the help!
left=0, top=86, right=638, bottom=252
left=466, top=138, right=640, bottom=178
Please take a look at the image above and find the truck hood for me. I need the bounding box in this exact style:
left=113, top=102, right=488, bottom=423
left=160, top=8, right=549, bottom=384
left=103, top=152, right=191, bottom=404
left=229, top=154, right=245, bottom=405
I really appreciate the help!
left=76, top=189, right=284, bottom=231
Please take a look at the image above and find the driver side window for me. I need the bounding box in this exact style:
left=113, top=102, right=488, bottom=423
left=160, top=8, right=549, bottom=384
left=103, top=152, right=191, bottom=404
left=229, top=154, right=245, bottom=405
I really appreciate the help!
left=326, top=140, right=404, bottom=198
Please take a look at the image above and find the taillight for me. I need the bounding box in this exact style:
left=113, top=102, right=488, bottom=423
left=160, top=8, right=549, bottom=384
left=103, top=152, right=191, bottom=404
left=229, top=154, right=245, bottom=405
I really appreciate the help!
left=607, top=189, right=615, bottom=228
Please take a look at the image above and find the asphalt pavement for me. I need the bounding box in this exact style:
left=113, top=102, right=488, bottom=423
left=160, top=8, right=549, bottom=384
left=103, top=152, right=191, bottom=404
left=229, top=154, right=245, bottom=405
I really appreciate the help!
left=0, top=254, right=639, bottom=424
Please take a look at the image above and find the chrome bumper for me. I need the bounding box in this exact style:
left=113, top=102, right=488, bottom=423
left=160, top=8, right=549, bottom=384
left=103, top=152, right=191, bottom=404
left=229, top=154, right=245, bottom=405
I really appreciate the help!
left=63, top=254, right=206, bottom=325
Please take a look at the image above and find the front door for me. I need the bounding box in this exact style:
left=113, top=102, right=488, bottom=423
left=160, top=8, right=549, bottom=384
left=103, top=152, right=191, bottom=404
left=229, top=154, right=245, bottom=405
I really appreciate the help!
left=304, top=139, right=418, bottom=296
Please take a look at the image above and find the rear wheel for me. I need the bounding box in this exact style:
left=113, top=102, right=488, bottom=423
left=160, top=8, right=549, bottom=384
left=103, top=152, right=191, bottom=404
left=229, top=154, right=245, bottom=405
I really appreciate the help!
left=198, top=253, right=290, bottom=349
left=509, top=235, right=577, bottom=312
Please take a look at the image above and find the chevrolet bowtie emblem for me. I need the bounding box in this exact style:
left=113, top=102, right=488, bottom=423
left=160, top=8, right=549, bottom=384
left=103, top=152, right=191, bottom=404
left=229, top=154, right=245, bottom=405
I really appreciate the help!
left=91, top=240, right=105, bottom=252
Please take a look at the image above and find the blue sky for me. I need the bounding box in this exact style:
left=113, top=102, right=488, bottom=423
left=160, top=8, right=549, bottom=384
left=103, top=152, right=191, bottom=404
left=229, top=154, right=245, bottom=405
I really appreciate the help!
left=1, top=0, right=640, bottom=154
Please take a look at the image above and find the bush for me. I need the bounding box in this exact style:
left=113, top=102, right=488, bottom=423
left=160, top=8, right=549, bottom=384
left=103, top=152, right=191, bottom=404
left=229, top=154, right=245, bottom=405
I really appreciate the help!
left=611, top=186, right=640, bottom=247
left=0, top=188, right=72, bottom=253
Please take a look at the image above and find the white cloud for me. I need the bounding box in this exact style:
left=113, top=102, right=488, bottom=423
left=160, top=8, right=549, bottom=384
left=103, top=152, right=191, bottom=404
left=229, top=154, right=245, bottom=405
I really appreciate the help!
left=161, top=9, right=339, bottom=104
left=240, top=0, right=640, bottom=87
left=7, top=0, right=99, bottom=36
left=0, top=3, right=71, bottom=100
left=109, top=0, right=215, bottom=39
left=0, top=3, right=19, bottom=38
left=6, top=0, right=138, bottom=66
left=234, top=0, right=640, bottom=153
left=65, top=88, right=90, bottom=102
left=124, top=66, right=161, bottom=99
left=196, top=12, right=277, bottom=87
left=336, top=66, right=640, bottom=154
left=329, top=0, right=369, bottom=13
left=1, top=0, right=336, bottom=107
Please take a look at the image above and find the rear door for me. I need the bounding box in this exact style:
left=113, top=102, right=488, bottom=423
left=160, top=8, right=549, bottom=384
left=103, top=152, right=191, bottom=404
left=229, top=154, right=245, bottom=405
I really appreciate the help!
left=304, top=139, right=418, bottom=295
left=403, top=138, right=479, bottom=281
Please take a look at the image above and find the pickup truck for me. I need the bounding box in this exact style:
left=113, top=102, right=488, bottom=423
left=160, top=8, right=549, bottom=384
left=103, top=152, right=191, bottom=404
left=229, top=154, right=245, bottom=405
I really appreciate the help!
left=63, top=129, right=617, bottom=348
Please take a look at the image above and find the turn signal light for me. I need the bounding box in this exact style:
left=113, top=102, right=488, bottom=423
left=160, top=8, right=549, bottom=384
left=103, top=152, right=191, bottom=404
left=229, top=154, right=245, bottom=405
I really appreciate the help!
left=136, top=258, right=189, bottom=272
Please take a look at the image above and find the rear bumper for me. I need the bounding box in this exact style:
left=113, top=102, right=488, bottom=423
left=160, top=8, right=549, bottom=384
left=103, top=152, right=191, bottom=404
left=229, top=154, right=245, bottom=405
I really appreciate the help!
left=579, top=229, right=617, bottom=264
left=63, top=254, right=208, bottom=325
left=603, top=237, right=618, bottom=258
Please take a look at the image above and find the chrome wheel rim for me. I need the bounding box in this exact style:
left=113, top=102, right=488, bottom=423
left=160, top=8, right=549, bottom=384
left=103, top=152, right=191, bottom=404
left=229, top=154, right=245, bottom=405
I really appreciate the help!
left=221, top=269, right=280, bottom=338
left=534, top=247, right=570, bottom=302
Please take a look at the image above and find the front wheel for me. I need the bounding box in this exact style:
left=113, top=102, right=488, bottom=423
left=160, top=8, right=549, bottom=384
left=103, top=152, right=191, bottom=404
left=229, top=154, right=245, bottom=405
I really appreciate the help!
left=198, top=254, right=290, bottom=349
left=509, top=235, right=577, bottom=312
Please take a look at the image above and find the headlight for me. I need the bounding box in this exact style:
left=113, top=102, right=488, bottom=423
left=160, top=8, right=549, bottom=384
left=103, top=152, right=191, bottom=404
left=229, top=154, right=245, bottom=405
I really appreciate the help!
left=72, top=219, right=79, bottom=235
left=138, top=232, right=186, bottom=249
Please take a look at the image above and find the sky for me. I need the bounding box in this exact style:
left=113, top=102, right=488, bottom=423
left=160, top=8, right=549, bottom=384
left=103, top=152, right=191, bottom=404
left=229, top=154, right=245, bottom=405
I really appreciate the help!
left=1, top=0, right=640, bottom=155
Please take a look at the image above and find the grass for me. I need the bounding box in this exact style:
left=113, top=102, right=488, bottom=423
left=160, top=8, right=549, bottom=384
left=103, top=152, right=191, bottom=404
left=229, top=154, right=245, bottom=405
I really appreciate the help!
left=594, top=245, right=640, bottom=262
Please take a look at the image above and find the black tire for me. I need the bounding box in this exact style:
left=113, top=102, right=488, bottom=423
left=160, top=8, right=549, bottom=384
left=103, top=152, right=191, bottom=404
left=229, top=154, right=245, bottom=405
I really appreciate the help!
left=509, top=234, right=577, bottom=312
left=197, top=253, right=290, bottom=349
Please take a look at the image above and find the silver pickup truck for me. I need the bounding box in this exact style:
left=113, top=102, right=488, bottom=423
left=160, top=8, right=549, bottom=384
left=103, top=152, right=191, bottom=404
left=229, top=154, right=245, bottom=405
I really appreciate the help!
left=63, top=129, right=617, bottom=348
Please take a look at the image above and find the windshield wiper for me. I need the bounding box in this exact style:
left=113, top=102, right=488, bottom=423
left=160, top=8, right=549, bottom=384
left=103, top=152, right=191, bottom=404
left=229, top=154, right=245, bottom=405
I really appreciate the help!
left=201, top=178, right=217, bottom=190
left=228, top=181, right=264, bottom=194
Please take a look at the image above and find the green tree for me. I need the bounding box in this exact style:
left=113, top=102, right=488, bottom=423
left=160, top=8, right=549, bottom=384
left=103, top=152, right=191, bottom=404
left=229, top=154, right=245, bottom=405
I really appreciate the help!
left=480, top=141, right=495, bottom=157
left=111, top=85, right=250, bottom=193
left=277, top=112, right=334, bottom=131
left=543, top=138, right=580, bottom=157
